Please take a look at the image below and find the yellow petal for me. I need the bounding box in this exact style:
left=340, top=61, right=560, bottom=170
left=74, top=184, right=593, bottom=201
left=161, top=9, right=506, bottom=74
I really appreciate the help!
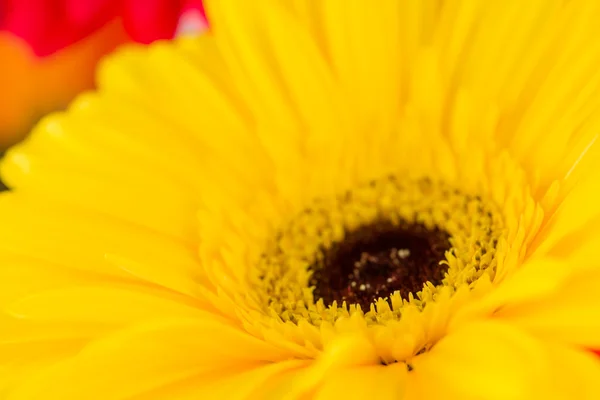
left=288, top=334, right=380, bottom=398
left=0, top=284, right=213, bottom=347
left=412, top=320, right=548, bottom=400
left=204, top=0, right=299, bottom=131
left=450, top=258, right=573, bottom=327
left=130, top=360, right=310, bottom=400
left=0, top=339, right=84, bottom=398
left=0, top=254, right=97, bottom=306
left=543, top=342, right=600, bottom=399
left=0, top=193, right=203, bottom=296
left=5, top=284, right=212, bottom=326
left=8, top=318, right=287, bottom=400
left=532, top=165, right=600, bottom=257
left=314, top=363, right=407, bottom=400
left=2, top=148, right=200, bottom=243
left=498, top=269, right=600, bottom=349
left=541, top=213, right=600, bottom=267
left=319, top=0, right=402, bottom=132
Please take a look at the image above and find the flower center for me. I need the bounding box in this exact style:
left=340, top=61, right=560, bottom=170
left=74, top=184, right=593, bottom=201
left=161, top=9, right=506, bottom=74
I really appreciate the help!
left=310, top=221, right=451, bottom=311
left=253, top=176, right=505, bottom=326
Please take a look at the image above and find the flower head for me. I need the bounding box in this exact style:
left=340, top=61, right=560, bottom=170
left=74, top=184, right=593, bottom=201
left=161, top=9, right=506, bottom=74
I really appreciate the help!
left=2, top=0, right=600, bottom=398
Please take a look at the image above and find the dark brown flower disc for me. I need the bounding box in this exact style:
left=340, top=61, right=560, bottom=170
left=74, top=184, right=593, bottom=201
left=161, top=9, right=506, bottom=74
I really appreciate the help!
left=310, top=220, right=451, bottom=310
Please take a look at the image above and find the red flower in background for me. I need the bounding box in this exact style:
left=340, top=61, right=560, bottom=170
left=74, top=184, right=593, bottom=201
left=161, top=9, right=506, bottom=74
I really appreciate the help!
left=1, top=0, right=206, bottom=56
left=0, top=0, right=206, bottom=148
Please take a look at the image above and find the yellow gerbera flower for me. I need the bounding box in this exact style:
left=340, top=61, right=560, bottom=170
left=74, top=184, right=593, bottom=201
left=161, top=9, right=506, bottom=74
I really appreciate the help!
left=2, top=0, right=600, bottom=398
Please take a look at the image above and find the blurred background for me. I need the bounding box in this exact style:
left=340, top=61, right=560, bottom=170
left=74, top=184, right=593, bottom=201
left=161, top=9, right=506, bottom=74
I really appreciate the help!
left=0, top=0, right=207, bottom=189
